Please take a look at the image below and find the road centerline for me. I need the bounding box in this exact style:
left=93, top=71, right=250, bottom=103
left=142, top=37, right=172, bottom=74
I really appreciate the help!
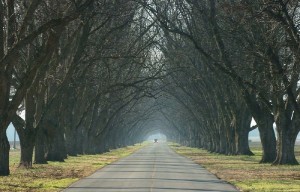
left=64, top=143, right=239, bottom=192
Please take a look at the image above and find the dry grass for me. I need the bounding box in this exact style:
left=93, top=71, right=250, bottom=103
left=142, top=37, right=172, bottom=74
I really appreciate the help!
left=170, top=142, right=300, bottom=192
left=0, top=143, right=147, bottom=192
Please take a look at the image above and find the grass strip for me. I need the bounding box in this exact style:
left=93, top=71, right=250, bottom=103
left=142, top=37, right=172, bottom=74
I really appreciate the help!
left=170, top=142, right=300, bottom=192
left=0, top=143, right=148, bottom=192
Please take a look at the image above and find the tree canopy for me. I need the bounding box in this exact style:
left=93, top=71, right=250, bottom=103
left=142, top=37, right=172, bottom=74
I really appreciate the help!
left=0, top=0, right=300, bottom=175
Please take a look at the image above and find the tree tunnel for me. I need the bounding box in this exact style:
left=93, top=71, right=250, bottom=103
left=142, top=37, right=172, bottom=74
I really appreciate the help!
left=1, top=0, right=300, bottom=176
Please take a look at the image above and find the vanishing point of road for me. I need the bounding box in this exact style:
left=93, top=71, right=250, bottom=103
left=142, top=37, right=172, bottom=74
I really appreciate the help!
left=64, top=143, right=239, bottom=192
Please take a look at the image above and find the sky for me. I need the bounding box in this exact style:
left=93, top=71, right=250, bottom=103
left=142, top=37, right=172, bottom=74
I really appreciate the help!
left=7, top=124, right=19, bottom=141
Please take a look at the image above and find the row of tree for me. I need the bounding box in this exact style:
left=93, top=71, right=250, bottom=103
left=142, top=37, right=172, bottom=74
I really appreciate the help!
left=0, top=0, right=167, bottom=176
left=145, top=0, right=300, bottom=165
left=1, top=0, right=299, bottom=176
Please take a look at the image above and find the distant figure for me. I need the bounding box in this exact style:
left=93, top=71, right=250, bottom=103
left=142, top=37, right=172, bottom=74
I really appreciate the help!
left=154, top=139, right=158, bottom=143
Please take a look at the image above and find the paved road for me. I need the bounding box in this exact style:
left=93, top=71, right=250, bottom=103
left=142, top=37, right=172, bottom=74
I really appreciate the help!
left=63, top=143, right=239, bottom=192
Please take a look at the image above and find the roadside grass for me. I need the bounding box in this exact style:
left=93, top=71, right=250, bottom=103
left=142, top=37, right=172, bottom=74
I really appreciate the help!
left=0, top=143, right=148, bottom=192
left=170, top=142, right=300, bottom=192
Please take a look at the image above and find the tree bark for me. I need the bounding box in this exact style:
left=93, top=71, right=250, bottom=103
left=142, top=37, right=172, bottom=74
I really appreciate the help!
left=218, top=129, right=227, bottom=154
left=235, top=128, right=253, bottom=155
left=257, top=117, right=277, bottom=163
left=19, top=138, right=35, bottom=168
left=273, top=108, right=299, bottom=165
left=0, top=129, right=10, bottom=176
left=241, top=90, right=277, bottom=162
left=12, top=114, right=36, bottom=168
left=273, top=128, right=298, bottom=165
left=21, top=90, right=37, bottom=167
left=46, top=125, right=66, bottom=162
left=65, top=129, right=78, bottom=156
left=76, top=128, right=84, bottom=155
left=0, top=72, right=11, bottom=176
left=0, top=0, right=4, bottom=58
left=235, top=110, right=254, bottom=155
left=34, top=127, right=47, bottom=164
left=33, top=87, right=48, bottom=164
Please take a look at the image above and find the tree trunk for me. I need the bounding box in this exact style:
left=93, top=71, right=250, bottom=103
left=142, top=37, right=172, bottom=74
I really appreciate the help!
left=42, top=96, right=66, bottom=162
left=65, top=128, right=77, bottom=156
left=16, top=119, right=36, bottom=168
left=242, top=101, right=276, bottom=162
left=96, top=133, right=110, bottom=154
left=225, top=126, right=236, bottom=155
left=242, top=90, right=277, bottom=162
left=273, top=110, right=299, bottom=165
left=76, top=128, right=84, bottom=155
left=34, top=127, right=47, bottom=164
left=0, top=71, right=11, bottom=176
left=82, top=129, right=89, bottom=154
left=0, top=129, right=10, bottom=176
left=235, top=128, right=253, bottom=155
left=17, top=90, right=37, bottom=168
left=83, top=127, right=97, bottom=154
left=235, top=114, right=254, bottom=155
left=218, top=132, right=227, bottom=154
left=257, top=116, right=277, bottom=163
left=19, top=139, right=35, bottom=168
left=84, top=138, right=96, bottom=154
left=273, top=128, right=298, bottom=165
left=109, top=132, right=118, bottom=149
left=46, top=127, right=66, bottom=162
left=14, top=122, right=36, bottom=168
left=0, top=0, right=4, bottom=58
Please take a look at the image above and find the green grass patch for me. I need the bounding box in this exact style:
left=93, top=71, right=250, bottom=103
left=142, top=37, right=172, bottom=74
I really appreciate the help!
left=0, top=143, right=148, bottom=192
left=232, top=179, right=300, bottom=192
left=170, top=142, right=300, bottom=192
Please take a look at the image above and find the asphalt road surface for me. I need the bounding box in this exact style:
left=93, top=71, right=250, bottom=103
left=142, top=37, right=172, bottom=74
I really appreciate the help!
left=63, top=143, right=239, bottom=192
